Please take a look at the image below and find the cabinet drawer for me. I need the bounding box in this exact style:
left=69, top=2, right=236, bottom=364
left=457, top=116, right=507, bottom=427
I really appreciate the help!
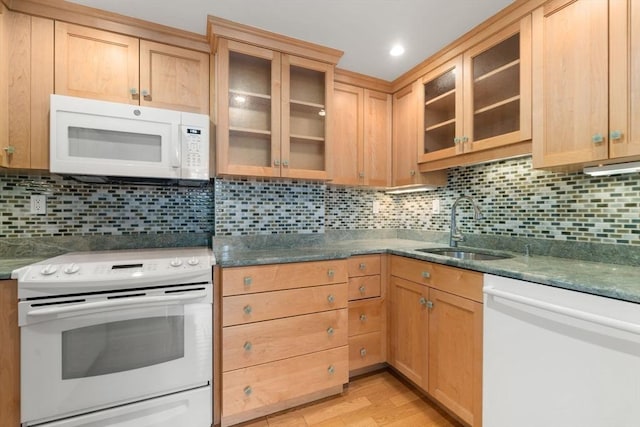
left=348, top=275, right=381, bottom=301
left=223, top=283, right=347, bottom=326
left=349, top=331, right=384, bottom=371
left=222, top=346, right=348, bottom=418
left=347, top=255, right=381, bottom=277
left=390, top=255, right=434, bottom=285
left=348, top=299, right=384, bottom=336
left=431, top=263, right=483, bottom=303
left=223, top=309, right=348, bottom=371
left=222, top=260, right=348, bottom=296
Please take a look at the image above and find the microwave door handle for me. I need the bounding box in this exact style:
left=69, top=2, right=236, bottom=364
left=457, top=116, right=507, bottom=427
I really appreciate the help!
left=171, top=126, right=181, bottom=168
left=27, top=291, right=207, bottom=317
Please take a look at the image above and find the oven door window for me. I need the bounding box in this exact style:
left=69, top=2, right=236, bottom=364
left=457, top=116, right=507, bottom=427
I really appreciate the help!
left=62, top=315, right=184, bottom=379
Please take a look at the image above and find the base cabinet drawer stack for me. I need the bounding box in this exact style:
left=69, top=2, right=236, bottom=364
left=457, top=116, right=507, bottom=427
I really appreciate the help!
left=389, top=255, right=483, bottom=427
left=220, top=260, right=349, bottom=426
left=347, top=255, right=386, bottom=373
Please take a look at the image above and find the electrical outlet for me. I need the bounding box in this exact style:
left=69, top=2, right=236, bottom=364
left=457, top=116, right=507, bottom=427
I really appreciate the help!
left=30, top=195, right=47, bottom=215
left=372, top=200, right=381, bottom=214
left=432, top=199, right=440, bottom=214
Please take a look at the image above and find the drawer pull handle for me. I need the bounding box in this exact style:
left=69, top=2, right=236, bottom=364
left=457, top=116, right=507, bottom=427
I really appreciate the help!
left=359, top=285, right=366, bottom=294
left=327, top=294, right=335, bottom=304
left=243, top=386, right=252, bottom=396
left=422, top=271, right=431, bottom=279
left=243, top=341, right=252, bottom=351
left=359, top=314, right=367, bottom=322
left=359, top=263, right=366, bottom=270
left=243, top=276, right=252, bottom=286
left=419, top=296, right=427, bottom=306
left=327, top=365, right=335, bottom=375
left=327, top=326, right=334, bottom=336
left=360, top=348, right=367, bottom=357
left=327, top=269, right=335, bottom=278
left=243, top=305, right=252, bottom=315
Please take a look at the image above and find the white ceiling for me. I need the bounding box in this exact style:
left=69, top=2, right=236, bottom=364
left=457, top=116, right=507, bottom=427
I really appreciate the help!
left=66, top=0, right=515, bottom=82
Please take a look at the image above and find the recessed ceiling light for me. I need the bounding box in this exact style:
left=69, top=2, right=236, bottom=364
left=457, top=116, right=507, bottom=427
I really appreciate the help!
left=390, top=45, right=405, bottom=56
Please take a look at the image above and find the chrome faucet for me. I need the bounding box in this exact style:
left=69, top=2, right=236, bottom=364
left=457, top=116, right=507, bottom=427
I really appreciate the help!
left=449, top=196, right=483, bottom=247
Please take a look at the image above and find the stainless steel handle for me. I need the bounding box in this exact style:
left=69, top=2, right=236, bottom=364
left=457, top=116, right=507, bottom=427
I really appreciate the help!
left=359, top=314, right=367, bottom=322
left=327, top=269, right=335, bottom=278
left=274, top=159, right=281, bottom=166
left=130, top=88, right=139, bottom=100
left=359, top=263, right=366, bottom=270
left=243, top=304, right=252, bottom=315
left=26, top=291, right=207, bottom=317
left=360, top=348, right=367, bottom=357
left=327, top=294, right=335, bottom=304
left=454, top=137, right=461, bottom=144
left=484, top=287, right=640, bottom=335
left=409, top=169, right=416, bottom=176
left=592, top=133, right=605, bottom=144
left=243, top=276, right=253, bottom=287
left=243, top=386, right=252, bottom=396
left=327, top=365, right=335, bottom=375
left=141, top=89, right=152, bottom=101
left=422, top=271, right=431, bottom=279
left=326, top=326, right=334, bottom=336
left=243, top=341, right=252, bottom=351
left=427, top=300, right=434, bottom=309
left=359, top=285, right=366, bottom=294
left=3, top=146, right=15, bottom=155
left=610, top=130, right=623, bottom=141
left=419, top=296, right=427, bottom=306
left=282, top=160, right=289, bottom=167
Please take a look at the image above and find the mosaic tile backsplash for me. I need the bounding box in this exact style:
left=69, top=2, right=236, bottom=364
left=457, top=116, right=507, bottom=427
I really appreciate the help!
left=1, top=156, right=639, bottom=246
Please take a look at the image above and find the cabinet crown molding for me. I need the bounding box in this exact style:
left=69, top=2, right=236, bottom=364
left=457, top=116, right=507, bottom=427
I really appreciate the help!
left=207, top=15, right=343, bottom=65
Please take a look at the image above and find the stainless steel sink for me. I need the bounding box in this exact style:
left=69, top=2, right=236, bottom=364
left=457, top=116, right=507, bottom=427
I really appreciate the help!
left=415, top=248, right=513, bottom=261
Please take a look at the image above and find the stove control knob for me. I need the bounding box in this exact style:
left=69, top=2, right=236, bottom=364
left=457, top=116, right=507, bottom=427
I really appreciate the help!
left=188, top=257, right=199, bottom=266
left=64, top=263, right=80, bottom=274
left=41, top=264, right=57, bottom=276
left=170, top=258, right=183, bottom=267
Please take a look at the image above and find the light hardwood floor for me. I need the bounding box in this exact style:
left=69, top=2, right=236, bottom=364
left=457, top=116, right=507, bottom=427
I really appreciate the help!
left=234, top=369, right=463, bottom=427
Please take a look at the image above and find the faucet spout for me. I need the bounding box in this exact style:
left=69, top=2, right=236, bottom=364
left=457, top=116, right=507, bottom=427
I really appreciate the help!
left=449, top=196, right=483, bottom=247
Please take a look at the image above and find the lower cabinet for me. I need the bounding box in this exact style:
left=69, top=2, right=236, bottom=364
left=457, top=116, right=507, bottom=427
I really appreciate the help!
left=389, top=256, right=483, bottom=427
left=220, top=260, right=349, bottom=426
left=0, top=279, right=19, bottom=426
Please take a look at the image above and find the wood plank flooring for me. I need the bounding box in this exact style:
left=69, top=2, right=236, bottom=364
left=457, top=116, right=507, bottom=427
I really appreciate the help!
left=234, top=370, right=463, bottom=427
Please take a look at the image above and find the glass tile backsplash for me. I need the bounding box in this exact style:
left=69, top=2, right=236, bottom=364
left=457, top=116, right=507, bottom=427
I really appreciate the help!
left=1, top=156, right=639, bottom=245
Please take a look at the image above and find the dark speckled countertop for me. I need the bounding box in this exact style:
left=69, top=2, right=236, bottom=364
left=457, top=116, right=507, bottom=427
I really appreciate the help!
left=215, top=238, right=640, bottom=305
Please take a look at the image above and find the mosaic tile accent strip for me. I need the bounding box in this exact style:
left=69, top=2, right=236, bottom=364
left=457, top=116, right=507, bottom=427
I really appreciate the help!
left=214, top=177, right=325, bottom=236
left=0, top=173, right=214, bottom=238
left=392, top=157, right=640, bottom=245
left=325, top=186, right=395, bottom=229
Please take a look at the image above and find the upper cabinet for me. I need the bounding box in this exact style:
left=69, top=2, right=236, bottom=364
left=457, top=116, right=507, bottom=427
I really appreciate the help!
left=55, top=22, right=209, bottom=113
left=331, top=81, right=392, bottom=187
left=0, top=9, right=53, bottom=170
left=393, top=81, right=447, bottom=187
left=532, top=0, right=640, bottom=169
left=210, top=17, right=341, bottom=180
left=418, top=16, right=532, bottom=170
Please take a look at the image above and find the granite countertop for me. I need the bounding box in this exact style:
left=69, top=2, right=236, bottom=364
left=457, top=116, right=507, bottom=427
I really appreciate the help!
left=4, top=236, right=640, bottom=305
left=215, top=238, right=640, bottom=305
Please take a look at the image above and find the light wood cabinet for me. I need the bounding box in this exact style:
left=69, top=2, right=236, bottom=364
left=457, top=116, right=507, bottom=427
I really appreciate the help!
left=220, top=260, right=348, bottom=426
left=419, top=16, right=532, bottom=170
left=331, top=82, right=392, bottom=187
left=215, top=38, right=334, bottom=180
left=0, top=10, right=53, bottom=170
left=55, top=22, right=209, bottom=113
left=347, top=255, right=386, bottom=374
left=532, top=0, right=640, bottom=169
left=389, top=255, right=483, bottom=426
left=0, top=280, right=19, bottom=427
left=392, top=81, right=447, bottom=187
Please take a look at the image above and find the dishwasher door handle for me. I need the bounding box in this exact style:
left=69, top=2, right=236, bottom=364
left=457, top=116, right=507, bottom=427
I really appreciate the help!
left=27, top=291, right=208, bottom=317
left=484, top=287, right=640, bottom=335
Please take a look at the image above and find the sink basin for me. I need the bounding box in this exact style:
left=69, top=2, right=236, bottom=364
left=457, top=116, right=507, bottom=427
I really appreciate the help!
left=415, top=248, right=513, bottom=261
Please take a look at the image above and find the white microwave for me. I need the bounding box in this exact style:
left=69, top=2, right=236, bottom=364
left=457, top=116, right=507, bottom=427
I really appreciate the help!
left=50, top=94, right=210, bottom=184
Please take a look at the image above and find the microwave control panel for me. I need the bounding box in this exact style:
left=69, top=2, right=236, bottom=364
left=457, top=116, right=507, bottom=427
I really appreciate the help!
left=180, top=120, right=209, bottom=180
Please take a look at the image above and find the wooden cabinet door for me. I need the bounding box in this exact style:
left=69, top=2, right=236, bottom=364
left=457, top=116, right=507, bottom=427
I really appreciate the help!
left=139, top=40, right=209, bottom=113
left=0, top=280, right=19, bottom=427
left=388, top=275, right=428, bottom=389
left=392, top=81, right=421, bottom=186
left=55, top=22, right=139, bottom=104
left=282, top=54, right=333, bottom=180
left=363, top=89, right=392, bottom=187
left=0, top=11, right=52, bottom=170
left=428, top=288, right=483, bottom=427
left=331, top=82, right=363, bottom=185
left=532, top=0, right=609, bottom=168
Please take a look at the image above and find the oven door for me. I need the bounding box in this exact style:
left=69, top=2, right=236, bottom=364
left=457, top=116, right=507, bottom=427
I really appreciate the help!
left=20, top=288, right=212, bottom=425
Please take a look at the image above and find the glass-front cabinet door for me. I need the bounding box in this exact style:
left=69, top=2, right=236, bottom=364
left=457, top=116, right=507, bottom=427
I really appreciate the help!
left=282, top=55, right=332, bottom=180
left=463, top=16, right=532, bottom=153
left=216, top=39, right=281, bottom=177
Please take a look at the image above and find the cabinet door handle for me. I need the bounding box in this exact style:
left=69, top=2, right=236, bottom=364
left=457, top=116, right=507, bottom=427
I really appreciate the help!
left=282, top=160, right=289, bottom=167
left=359, top=285, right=366, bottom=294
left=326, top=326, right=334, bottom=336
left=359, top=263, right=366, bottom=270
left=592, top=133, right=605, bottom=144
left=359, top=313, right=367, bottom=322
left=422, top=271, right=431, bottom=279
left=453, top=137, right=461, bottom=144
left=274, top=159, right=281, bottom=166
left=243, top=304, right=252, bottom=315
left=327, top=365, right=335, bottom=375
left=243, top=341, right=252, bottom=351
left=327, top=269, right=335, bottom=278
left=610, top=130, right=623, bottom=141
left=359, top=172, right=365, bottom=178
left=409, top=169, right=416, bottom=176
left=327, top=294, right=335, bottom=304
left=243, top=276, right=252, bottom=287
left=461, top=136, right=469, bottom=143
left=130, top=88, right=139, bottom=100
left=141, top=89, right=152, bottom=101
left=3, top=146, right=15, bottom=155
left=360, top=348, right=367, bottom=357
left=243, top=385, right=252, bottom=396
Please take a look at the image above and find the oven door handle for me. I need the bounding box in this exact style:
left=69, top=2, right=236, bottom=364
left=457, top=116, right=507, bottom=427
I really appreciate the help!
left=27, top=291, right=208, bottom=317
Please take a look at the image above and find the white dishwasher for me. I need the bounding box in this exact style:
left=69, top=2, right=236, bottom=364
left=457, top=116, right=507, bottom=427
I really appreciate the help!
left=483, top=274, right=640, bottom=427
